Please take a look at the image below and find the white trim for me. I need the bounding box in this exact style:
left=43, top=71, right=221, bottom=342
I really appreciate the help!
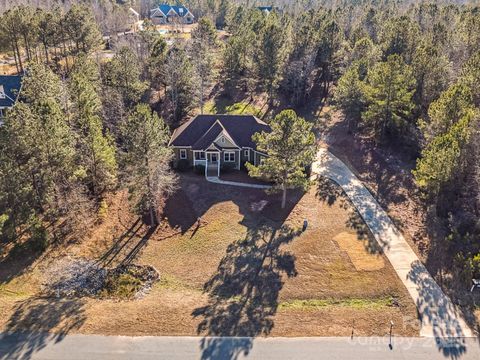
left=151, top=8, right=167, bottom=17
left=193, top=150, right=206, bottom=167
left=224, top=151, right=235, bottom=162
left=179, top=149, right=187, bottom=159
left=193, top=150, right=206, bottom=160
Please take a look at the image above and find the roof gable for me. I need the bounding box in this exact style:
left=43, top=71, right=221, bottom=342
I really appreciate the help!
left=214, top=130, right=239, bottom=149
left=152, top=4, right=193, bottom=18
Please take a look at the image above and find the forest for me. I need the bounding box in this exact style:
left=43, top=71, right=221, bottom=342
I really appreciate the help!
left=0, top=0, right=479, bottom=301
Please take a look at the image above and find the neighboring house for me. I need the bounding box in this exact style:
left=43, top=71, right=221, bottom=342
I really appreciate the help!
left=0, top=75, right=22, bottom=120
left=128, top=7, right=143, bottom=32
left=169, top=114, right=270, bottom=177
left=150, top=4, right=194, bottom=25
left=257, top=6, right=281, bottom=15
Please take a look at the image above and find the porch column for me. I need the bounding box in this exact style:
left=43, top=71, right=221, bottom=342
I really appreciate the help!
left=217, top=155, right=220, bottom=177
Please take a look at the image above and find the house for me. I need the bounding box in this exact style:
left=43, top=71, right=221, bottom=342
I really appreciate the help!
left=169, top=114, right=270, bottom=177
left=150, top=4, right=194, bottom=25
left=128, top=7, right=143, bottom=32
left=0, top=75, right=22, bottom=119
left=256, top=6, right=281, bottom=15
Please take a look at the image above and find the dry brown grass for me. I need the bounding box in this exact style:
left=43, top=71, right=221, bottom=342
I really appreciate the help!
left=334, top=232, right=385, bottom=271
left=0, top=174, right=418, bottom=337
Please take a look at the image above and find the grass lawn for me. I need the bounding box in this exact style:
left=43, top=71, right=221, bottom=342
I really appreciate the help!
left=0, top=174, right=418, bottom=337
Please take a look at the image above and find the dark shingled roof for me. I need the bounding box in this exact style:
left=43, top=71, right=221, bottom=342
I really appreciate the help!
left=192, top=122, right=224, bottom=150
left=169, top=114, right=270, bottom=150
left=0, top=75, right=22, bottom=108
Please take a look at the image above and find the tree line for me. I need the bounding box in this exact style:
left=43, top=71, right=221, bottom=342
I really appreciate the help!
left=0, top=4, right=103, bottom=73
left=0, top=10, right=177, bottom=250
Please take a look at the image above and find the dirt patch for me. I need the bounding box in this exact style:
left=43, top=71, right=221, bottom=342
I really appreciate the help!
left=333, top=232, right=385, bottom=271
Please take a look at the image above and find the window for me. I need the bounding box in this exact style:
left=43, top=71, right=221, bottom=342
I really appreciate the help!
left=224, top=152, right=235, bottom=162
left=195, top=151, right=205, bottom=160
left=180, top=149, right=187, bottom=159
left=220, top=137, right=225, bottom=144
left=244, top=149, right=249, bottom=160
left=0, top=86, right=5, bottom=99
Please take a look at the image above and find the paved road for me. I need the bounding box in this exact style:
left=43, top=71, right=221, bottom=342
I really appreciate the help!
left=1, top=334, right=479, bottom=360
left=312, top=148, right=474, bottom=338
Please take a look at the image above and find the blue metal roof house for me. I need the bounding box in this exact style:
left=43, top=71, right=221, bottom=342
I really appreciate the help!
left=0, top=75, right=22, bottom=119
left=150, top=4, right=194, bottom=25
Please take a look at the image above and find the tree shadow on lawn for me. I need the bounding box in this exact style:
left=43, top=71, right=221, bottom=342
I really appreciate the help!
left=0, top=296, right=86, bottom=360
left=315, top=175, right=382, bottom=254
left=192, top=223, right=300, bottom=360
left=162, top=174, right=303, bottom=235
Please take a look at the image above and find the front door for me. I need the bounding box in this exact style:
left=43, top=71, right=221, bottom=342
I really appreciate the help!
left=209, top=153, right=218, bottom=163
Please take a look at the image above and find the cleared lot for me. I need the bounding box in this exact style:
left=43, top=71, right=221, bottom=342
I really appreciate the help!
left=0, top=174, right=418, bottom=337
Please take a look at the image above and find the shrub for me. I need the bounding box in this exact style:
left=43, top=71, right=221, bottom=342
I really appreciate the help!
left=29, top=219, right=49, bottom=252
left=194, top=164, right=206, bottom=175
left=29, top=225, right=49, bottom=251
left=101, top=273, right=142, bottom=299
left=176, top=159, right=190, bottom=172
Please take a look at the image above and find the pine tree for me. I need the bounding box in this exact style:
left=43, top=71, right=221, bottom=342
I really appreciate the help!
left=64, top=5, right=103, bottom=55
left=163, top=46, right=195, bottom=126
left=363, top=55, right=416, bottom=143
left=122, top=104, right=176, bottom=225
left=247, top=110, right=316, bottom=209
left=191, top=18, right=217, bottom=114
left=334, top=64, right=367, bottom=132
left=422, top=83, right=474, bottom=142
left=414, top=111, right=475, bottom=200
left=3, top=64, right=78, bottom=216
left=102, top=46, right=147, bottom=108
left=460, top=51, right=480, bottom=107
left=255, top=13, right=288, bottom=104
left=69, top=56, right=117, bottom=196
left=412, top=42, right=451, bottom=116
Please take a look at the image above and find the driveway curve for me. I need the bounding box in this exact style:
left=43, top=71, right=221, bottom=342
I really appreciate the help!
left=313, top=148, right=473, bottom=339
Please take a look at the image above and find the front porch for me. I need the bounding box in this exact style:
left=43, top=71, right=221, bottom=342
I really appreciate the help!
left=193, top=150, right=240, bottom=178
